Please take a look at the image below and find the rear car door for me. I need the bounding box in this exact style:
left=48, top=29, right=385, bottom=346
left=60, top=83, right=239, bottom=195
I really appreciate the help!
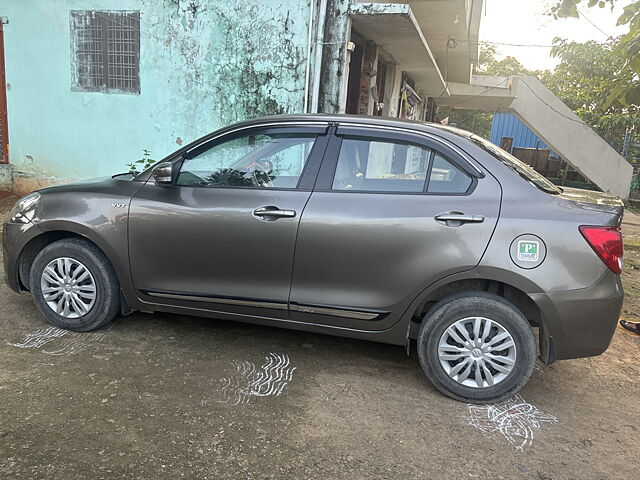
left=129, top=123, right=329, bottom=319
left=289, top=124, right=501, bottom=330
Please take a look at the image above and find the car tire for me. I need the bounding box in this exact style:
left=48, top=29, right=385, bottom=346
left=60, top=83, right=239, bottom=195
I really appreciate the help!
left=417, top=292, right=536, bottom=404
left=29, top=238, right=120, bottom=332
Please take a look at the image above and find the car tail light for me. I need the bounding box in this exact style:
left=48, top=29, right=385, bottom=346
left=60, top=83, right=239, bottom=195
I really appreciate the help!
left=579, top=225, right=623, bottom=274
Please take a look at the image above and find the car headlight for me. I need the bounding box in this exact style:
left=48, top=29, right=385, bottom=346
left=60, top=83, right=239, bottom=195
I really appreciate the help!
left=9, top=192, right=41, bottom=223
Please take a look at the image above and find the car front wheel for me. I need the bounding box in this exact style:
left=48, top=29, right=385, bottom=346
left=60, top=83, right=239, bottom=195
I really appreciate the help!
left=30, top=238, right=120, bottom=332
left=417, top=292, right=536, bottom=403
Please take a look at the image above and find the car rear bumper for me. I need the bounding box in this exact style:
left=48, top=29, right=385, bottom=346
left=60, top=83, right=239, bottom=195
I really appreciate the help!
left=530, top=269, right=623, bottom=362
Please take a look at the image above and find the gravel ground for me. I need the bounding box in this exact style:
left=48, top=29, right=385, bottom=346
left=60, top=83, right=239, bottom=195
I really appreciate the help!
left=0, top=196, right=638, bottom=479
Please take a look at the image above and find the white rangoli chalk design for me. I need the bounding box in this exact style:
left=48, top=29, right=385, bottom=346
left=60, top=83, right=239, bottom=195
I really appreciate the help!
left=7, top=326, right=67, bottom=349
left=467, top=394, right=558, bottom=450
left=7, top=324, right=112, bottom=355
left=214, top=352, right=296, bottom=405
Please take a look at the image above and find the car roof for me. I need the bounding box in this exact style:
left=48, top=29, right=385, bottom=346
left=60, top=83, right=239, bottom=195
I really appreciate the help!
left=154, top=113, right=480, bottom=175
left=236, top=113, right=470, bottom=138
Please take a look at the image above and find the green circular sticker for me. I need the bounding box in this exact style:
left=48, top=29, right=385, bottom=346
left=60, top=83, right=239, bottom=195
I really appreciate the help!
left=509, top=234, right=546, bottom=269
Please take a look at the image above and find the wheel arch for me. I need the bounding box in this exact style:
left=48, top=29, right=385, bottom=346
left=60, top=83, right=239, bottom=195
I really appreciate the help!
left=403, top=268, right=553, bottom=364
left=19, top=229, right=108, bottom=287
left=16, top=222, right=134, bottom=315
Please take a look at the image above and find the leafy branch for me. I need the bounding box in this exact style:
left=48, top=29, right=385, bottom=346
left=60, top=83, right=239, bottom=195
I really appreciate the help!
left=551, top=0, right=640, bottom=108
left=127, top=149, right=156, bottom=175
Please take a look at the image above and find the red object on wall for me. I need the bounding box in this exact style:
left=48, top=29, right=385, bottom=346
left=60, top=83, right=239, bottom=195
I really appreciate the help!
left=0, top=20, right=9, bottom=164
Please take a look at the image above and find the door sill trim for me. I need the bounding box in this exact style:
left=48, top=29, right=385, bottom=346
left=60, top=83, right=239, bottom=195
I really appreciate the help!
left=140, top=290, right=388, bottom=321
left=290, top=302, right=388, bottom=321
left=142, top=289, right=288, bottom=311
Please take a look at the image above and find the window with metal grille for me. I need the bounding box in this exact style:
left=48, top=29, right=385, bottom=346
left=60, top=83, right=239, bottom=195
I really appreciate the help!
left=70, top=11, right=140, bottom=94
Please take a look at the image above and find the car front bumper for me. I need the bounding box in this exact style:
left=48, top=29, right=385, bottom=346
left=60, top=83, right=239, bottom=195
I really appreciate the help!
left=530, top=269, right=624, bottom=362
left=2, top=220, right=41, bottom=293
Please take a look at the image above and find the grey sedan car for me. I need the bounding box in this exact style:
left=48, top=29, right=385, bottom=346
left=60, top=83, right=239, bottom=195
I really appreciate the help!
left=3, top=115, right=624, bottom=402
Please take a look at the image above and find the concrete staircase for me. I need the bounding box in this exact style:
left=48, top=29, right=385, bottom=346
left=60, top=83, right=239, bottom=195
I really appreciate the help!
left=438, top=75, right=633, bottom=199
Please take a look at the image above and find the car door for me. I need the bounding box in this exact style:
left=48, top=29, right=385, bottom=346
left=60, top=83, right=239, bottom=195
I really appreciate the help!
left=128, top=122, right=330, bottom=319
left=289, top=124, right=501, bottom=330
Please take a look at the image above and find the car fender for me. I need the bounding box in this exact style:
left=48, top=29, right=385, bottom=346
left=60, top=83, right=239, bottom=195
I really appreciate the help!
left=28, top=217, right=137, bottom=306
left=399, top=265, right=547, bottom=346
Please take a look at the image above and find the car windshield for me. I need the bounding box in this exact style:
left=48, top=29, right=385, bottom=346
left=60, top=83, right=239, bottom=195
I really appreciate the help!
left=468, top=134, right=560, bottom=195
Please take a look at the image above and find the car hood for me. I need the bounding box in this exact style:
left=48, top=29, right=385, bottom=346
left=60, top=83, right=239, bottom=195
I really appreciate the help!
left=558, top=187, right=624, bottom=218
left=37, top=174, right=137, bottom=195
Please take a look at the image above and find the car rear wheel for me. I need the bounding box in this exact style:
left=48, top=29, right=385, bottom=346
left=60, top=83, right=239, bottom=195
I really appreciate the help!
left=417, top=292, right=536, bottom=403
left=30, top=238, right=120, bottom=332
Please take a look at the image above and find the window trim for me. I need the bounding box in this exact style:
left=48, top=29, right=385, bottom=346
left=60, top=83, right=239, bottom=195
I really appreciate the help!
left=173, top=125, right=330, bottom=191
left=427, top=151, right=475, bottom=195
left=336, top=123, right=486, bottom=178
left=314, top=126, right=478, bottom=196
left=133, top=121, right=331, bottom=183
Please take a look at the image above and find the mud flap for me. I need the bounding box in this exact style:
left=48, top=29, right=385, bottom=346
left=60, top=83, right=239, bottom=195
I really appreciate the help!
left=539, top=320, right=556, bottom=365
left=119, top=288, right=134, bottom=316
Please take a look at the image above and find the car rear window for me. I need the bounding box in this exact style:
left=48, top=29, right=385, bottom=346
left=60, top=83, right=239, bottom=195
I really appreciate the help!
left=427, top=153, right=472, bottom=194
left=468, top=135, right=560, bottom=195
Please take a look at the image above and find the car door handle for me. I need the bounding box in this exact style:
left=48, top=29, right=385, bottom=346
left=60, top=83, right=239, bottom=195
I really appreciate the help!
left=253, top=206, right=297, bottom=220
left=434, top=213, right=484, bottom=225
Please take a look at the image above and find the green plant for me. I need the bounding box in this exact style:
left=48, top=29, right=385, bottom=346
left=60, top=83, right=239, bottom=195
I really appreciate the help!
left=631, top=173, right=640, bottom=193
left=128, top=149, right=156, bottom=174
left=558, top=167, right=567, bottom=177
left=551, top=1, right=640, bottom=109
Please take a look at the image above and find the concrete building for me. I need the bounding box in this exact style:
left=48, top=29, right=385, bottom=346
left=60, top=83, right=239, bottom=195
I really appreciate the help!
left=0, top=0, right=482, bottom=194
left=0, top=0, right=633, bottom=198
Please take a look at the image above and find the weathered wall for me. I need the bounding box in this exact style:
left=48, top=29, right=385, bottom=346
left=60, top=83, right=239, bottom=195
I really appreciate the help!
left=318, top=0, right=350, bottom=114
left=3, top=0, right=312, bottom=188
left=0, top=164, right=13, bottom=191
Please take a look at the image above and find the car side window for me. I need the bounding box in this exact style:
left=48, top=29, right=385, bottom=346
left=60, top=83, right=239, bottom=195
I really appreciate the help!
left=427, top=153, right=472, bottom=194
left=176, top=132, right=317, bottom=189
left=332, top=137, right=431, bottom=192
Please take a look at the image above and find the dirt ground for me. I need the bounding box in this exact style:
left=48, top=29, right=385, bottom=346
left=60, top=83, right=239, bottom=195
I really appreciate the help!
left=0, top=195, right=638, bottom=479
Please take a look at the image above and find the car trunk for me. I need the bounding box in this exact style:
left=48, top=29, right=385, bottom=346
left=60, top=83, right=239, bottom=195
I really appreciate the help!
left=558, top=187, right=624, bottom=223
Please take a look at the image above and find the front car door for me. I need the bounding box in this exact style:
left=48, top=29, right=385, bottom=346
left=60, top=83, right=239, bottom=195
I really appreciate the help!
left=128, top=122, right=329, bottom=319
left=289, top=124, right=502, bottom=330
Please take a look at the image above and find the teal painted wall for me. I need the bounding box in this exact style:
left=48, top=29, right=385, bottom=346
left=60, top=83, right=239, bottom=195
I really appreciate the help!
left=3, top=0, right=313, bottom=181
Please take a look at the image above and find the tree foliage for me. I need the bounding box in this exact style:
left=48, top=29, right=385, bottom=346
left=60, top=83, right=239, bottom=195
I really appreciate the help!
left=542, top=38, right=637, bottom=150
left=551, top=0, right=640, bottom=108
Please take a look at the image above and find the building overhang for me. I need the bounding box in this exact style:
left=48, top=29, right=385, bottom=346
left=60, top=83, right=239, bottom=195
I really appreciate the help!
left=349, top=2, right=448, bottom=96
left=436, top=76, right=516, bottom=111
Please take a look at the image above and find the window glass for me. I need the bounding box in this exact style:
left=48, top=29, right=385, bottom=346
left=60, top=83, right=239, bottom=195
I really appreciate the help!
left=427, top=154, right=473, bottom=193
left=468, top=134, right=560, bottom=194
left=176, top=133, right=317, bottom=188
left=332, top=138, right=430, bottom=192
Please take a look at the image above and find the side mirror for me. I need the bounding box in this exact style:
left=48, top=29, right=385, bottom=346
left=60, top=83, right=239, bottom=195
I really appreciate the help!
left=151, top=162, right=174, bottom=184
